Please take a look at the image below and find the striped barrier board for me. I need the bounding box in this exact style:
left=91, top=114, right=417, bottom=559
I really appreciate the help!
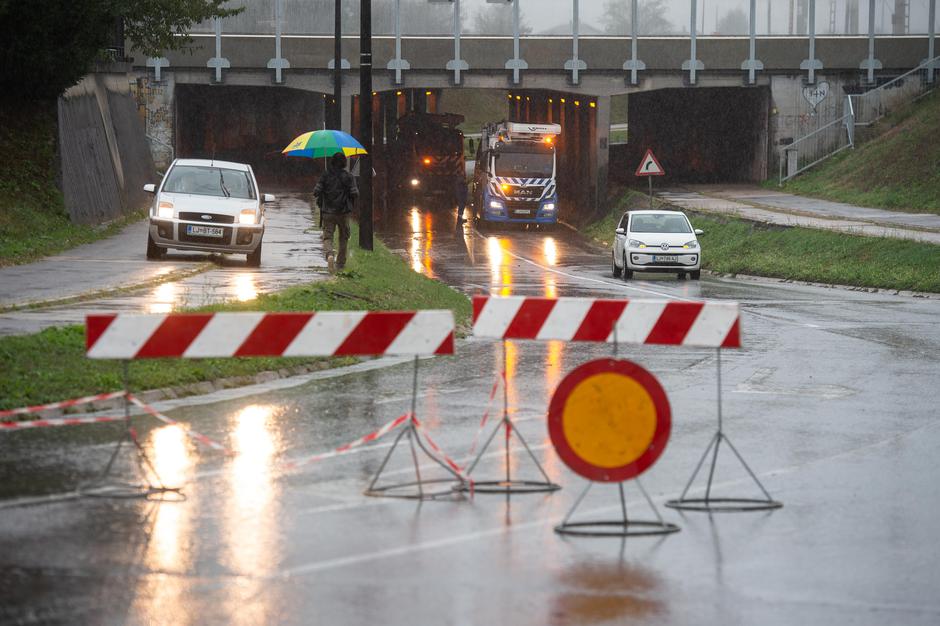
left=86, top=311, right=455, bottom=359
left=472, top=296, right=740, bottom=348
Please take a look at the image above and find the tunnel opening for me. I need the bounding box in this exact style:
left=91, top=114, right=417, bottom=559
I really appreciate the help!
left=175, top=84, right=324, bottom=190
left=612, top=87, right=770, bottom=185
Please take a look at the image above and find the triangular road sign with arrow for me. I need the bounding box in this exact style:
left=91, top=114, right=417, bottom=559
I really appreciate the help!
left=635, top=149, right=665, bottom=177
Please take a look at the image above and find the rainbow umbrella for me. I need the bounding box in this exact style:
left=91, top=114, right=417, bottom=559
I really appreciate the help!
left=282, top=129, right=368, bottom=159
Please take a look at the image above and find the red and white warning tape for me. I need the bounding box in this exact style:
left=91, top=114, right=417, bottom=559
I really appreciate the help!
left=281, top=412, right=411, bottom=472
left=465, top=372, right=504, bottom=460
left=126, top=394, right=232, bottom=455
left=0, top=390, right=127, bottom=420
left=1, top=414, right=128, bottom=431
left=412, top=416, right=473, bottom=487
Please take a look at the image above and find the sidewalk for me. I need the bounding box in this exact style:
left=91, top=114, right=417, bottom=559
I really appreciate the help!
left=658, top=184, right=940, bottom=245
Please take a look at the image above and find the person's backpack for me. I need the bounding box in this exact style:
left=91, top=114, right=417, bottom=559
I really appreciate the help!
left=323, top=172, right=349, bottom=211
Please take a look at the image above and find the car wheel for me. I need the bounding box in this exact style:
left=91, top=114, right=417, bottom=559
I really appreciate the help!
left=611, top=252, right=622, bottom=278
left=622, top=254, right=632, bottom=280
left=690, top=270, right=701, bottom=280
left=246, top=240, right=262, bottom=267
left=677, top=272, right=686, bottom=280
left=146, top=232, right=164, bottom=260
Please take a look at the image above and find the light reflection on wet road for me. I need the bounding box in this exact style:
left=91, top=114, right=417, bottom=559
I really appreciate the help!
left=1, top=199, right=939, bottom=624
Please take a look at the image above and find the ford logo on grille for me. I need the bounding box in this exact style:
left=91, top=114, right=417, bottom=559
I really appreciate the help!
left=661, top=242, right=670, bottom=251
left=201, top=214, right=212, bottom=221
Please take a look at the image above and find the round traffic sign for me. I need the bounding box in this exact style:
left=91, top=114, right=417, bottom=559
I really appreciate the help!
left=548, top=359, right=671, bottom=482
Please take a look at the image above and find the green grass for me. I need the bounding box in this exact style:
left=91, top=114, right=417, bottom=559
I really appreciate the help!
left=0, top=222, right=472, bottom=413
left=590, top=187, right=940, bottom=293
left=778, top=89, right=940, bottom=214
left=0, top=101, right=145, bottom=266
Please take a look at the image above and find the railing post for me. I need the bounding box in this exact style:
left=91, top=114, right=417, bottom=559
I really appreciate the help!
left=860, top=0, right=883, bottom=84
left=623, top=0, right=646, bottom=85
left=927, top=0, right=937, bottom=84
left=800, top=0, right=823, bottom=83
left=505, top=0, right=528, bottom=84
left=741, top=0, right=764, bottom=84
left=564, top=0, right=587, bottom=84
left=683, top=0, right=705, bottom=84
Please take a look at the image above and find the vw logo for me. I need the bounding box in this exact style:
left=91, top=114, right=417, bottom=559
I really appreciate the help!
left=660, top=242, right=670, bottom=251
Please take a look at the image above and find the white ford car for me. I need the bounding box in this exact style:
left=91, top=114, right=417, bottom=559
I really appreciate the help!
left=612, top=210, right=703, bottom=280
left=144, top=158, right=274, bottom=267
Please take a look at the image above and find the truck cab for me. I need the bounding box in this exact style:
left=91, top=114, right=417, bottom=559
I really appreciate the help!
left=473, top=122, right=560, bottom=226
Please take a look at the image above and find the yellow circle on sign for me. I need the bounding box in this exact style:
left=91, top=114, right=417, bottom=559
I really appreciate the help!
left=561, top=372, right=657, bottom=469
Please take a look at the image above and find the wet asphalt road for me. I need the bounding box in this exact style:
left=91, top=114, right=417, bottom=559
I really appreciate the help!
left=1, top=200, right=940, bottom=624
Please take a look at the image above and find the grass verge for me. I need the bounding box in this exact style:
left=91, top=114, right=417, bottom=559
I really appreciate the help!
left=591, top=188, right=940, bottom=293
left=0, top=100, right=147, bottom=266
left=775, top=89, right=940, bottom=214
left=0, top=222, right=471, bottom=413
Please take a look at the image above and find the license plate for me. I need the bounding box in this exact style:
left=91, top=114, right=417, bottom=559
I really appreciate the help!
left=652, top=255, right=678, bottom=262
left=186, top=225, right=224, bottom=237
left=513, top=209, right=532, bottom=215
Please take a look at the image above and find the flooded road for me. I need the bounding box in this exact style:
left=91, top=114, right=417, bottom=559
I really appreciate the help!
left=2, top=199, right=940, bottom=624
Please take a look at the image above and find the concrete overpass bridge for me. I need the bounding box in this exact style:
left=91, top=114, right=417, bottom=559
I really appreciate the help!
left=127, top=0, right=938, bottom=220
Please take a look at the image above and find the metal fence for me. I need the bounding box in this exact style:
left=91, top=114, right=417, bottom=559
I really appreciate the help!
left=780, top=55, right=939, bottom=183
left=851, top=55, right=940, bottom=127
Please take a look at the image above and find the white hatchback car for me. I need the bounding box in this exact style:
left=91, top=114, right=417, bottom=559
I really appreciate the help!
left=144, top=158, right=274, bottom=267
left=612, top=210, right=703, bottom=280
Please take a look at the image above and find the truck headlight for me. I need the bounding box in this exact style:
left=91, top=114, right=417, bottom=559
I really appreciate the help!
left=239, top=209, right=257, bottom=225
left=542, top=203, right=555, bottom=212
left=489, top=200, right=504, bottom=209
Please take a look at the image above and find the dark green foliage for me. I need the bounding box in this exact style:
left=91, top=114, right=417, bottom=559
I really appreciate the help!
left=0, top=0, right=240, bottom=101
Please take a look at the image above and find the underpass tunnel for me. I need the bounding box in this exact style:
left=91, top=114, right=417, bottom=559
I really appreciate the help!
left=508, top=90, right=605, bottom=226
left=613, top=87, right=771, bottom=185
left=175, top=85, right=325, bottom=189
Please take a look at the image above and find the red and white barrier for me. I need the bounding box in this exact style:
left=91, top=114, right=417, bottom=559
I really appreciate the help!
left=86, top=310, right=455, bottom=359
left=472, top=296, right=740, bottom=348
left=0, top=390, right=127, bottom=420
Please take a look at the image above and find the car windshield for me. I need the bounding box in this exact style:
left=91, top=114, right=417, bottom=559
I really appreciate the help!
left=162, top=165, right=255, bottom=199
left=494, top=152, right=554, bottom=178
left=630, top=214, right=692, bottom=234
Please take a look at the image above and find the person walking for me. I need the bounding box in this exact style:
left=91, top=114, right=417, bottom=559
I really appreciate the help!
left=314, top=152, right=359, bottom=273
left=455, top=175, right=469, bottom=225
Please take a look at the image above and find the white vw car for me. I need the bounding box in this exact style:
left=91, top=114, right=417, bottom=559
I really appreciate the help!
left=612, top=210, right=703, bottom=280
left=144, top=158, right=274, bottom=267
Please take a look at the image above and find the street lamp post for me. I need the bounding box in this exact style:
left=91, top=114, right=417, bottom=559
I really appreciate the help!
left=332, top=0, right=342, bottom=129
left=359, top=0, right=374, bottom=250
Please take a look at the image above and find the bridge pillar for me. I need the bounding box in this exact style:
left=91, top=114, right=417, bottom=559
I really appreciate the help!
left=593, top=96, right=610, bottom=221
left=341, top=94, right=352, bottom=134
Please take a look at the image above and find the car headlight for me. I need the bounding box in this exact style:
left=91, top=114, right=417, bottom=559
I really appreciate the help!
left=157, top=201, right=174, bottom=219
left=489, top=200, right=504, bottom=209
left=239, top=209, right=257, bottom=225
left=542, top=203, right=555, bottom=212
left=628, top=239, right=647, bottom=249
left=682, top=240, right=699, bottom=249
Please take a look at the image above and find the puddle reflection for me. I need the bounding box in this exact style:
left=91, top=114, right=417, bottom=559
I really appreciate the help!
left=233, top=273, right=257, bottom=302
left=550, top=561, right=665, bottom=625
left=148, top=282, right=178, bottom=314
left=543, top=237, right=558, bottom=266
left=409, top=207, right=436, bottom=278
left=224, top=404, right=283, bottom=623
left=487, top=236, right=513, bottom=296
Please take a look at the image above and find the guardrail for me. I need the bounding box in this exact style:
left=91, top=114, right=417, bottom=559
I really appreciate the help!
left=780, top=55, right=939, bottom=183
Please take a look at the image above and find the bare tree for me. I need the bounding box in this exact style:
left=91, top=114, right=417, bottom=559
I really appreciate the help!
left=469, top=2, right=531, bottom=35
left=601, top=0, right=674, bottom=36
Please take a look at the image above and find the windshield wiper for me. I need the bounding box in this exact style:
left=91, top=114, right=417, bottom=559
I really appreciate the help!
left=218, top=169, right=230, bottom=198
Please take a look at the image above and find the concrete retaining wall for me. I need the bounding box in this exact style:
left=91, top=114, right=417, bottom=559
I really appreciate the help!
left=58, top=72, right=156, bottom=225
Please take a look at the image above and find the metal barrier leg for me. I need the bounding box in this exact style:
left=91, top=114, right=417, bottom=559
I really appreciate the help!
left=365, top=356, right=466, bottom=499
left=555, top=479, right=680, bottom=537
left=459, top=340, right=560, bottom=495
left=666, top=350, right=782, bottom=513
left=79, top=361, right=184, bottom=501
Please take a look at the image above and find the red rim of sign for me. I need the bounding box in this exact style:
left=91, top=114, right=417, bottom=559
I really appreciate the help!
left=548, top=358, right=671, bottom=483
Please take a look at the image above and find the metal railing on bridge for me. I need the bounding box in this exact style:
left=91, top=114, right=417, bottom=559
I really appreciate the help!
left=780, top=54, right=939, bottom=183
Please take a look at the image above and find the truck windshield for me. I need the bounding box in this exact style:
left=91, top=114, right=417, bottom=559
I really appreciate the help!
left=494, top=152, right=554, bottom=178
left=162, top=165, right=256, bottom=199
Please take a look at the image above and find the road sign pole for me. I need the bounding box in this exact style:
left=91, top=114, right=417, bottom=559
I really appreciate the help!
left=648, top=175, right=653, bottom=208
left=359, top=0, right=374, bottom=251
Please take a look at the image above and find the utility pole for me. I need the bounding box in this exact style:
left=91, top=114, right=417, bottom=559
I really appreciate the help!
left=332, top=0, right=342, bottom=129
left=359, top=0, right=374, bottom=251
